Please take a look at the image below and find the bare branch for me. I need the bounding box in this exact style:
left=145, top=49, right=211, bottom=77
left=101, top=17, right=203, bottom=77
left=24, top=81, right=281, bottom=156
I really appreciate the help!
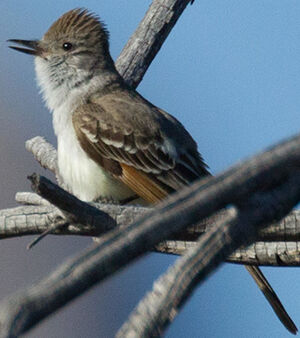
left=2, top=193, right=300, bottom=266
left=0, top=134, right=300, bottom=336
left=116, top=0, right=193, bottom=88
left=27, top=174, right=118, bottom=235
left=0, top=203, right=146, bottom=240
left=157, top=239, right=300, bottom=266
left=15, top=192, right=51, bottom=206
left=25, top=136, right=57, bottom=175
left=228, top=241, right=300, bottom=266
left=12, top=190, right=300, bottom=243
left=117, top=172, right=300, bottom=337
left=0, top=205, right=60, bottom=239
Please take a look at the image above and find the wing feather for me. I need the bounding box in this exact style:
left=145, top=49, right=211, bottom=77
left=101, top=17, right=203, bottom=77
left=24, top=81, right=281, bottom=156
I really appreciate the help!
left=73, top=92, right=209, bottom=203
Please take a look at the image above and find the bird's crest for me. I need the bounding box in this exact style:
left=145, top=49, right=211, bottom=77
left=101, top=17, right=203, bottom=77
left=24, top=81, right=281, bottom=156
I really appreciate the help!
left=43, top=8, right=109, bottom=42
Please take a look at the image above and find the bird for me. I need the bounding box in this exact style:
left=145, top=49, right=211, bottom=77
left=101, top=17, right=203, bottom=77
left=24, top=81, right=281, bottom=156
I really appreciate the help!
left=8, top=8, right=297, bottom=334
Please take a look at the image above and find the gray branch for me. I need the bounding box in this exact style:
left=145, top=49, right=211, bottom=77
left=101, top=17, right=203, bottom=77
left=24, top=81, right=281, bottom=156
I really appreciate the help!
left=117, top=172, right=300, bottom=337
left=2, top=192, right=300, bottom=266
left=116, top=0, right=193, bottom=88
left=0, top=133, right=300, bottom=336
left=158, top=239, right=300, bottom=266
left=25, top=137, right=57, bottom=175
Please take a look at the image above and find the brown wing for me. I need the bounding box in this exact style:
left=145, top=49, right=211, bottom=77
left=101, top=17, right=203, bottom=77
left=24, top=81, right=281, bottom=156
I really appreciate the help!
left=73, top=92, right=209, bottom=203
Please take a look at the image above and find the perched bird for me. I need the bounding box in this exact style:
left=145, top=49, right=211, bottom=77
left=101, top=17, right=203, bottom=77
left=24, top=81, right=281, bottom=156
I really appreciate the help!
left=8, top=8, right=297, bottom=334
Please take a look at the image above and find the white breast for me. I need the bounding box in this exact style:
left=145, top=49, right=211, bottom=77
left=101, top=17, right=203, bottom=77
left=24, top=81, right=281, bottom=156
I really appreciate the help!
left=53, top=103, right=134, bottom=202
left=35, top=57, right=134, bottom=202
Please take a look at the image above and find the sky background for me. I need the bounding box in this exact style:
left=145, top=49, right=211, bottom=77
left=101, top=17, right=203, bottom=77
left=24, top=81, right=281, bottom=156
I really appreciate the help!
left=0, top=1, right=300, bottom=337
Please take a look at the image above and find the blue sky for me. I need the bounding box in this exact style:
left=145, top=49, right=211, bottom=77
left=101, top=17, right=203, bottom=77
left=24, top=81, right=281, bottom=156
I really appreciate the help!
left=1, top=1, right=300, bottom=337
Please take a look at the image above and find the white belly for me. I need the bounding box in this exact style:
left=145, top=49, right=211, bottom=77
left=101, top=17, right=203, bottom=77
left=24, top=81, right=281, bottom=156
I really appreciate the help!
left=54, top=111, right=134, bottom=202
left=35, top=57, right=136, bottom=202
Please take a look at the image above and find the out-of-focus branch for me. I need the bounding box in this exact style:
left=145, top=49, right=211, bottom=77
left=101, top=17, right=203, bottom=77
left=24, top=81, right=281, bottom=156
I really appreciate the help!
left=0, top=133, right=300, bottom=336
left=117, top=172, right=300, bottom=337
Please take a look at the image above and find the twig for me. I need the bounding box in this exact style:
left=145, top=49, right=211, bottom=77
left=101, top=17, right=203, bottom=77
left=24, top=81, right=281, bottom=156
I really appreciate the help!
left=27, top=218, right=68, bottom=250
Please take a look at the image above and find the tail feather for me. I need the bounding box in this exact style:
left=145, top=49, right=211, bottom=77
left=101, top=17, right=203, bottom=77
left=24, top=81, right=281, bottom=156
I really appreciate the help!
left=245, top=265, right=297, bottom=334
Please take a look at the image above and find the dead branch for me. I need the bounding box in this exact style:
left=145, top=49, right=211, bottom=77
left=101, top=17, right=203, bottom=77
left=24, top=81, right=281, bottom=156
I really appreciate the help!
left=116, top=0, right=193, bottom=88
left=0, top=133, right=300, bottom=336
left=117, top=172, right=300, bottom=336
left=1, top=190, right=300, bottom=265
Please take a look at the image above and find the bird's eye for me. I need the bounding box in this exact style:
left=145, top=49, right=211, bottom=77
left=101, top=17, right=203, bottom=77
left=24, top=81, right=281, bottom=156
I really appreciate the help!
left=62, top=42, right=73, bottom=51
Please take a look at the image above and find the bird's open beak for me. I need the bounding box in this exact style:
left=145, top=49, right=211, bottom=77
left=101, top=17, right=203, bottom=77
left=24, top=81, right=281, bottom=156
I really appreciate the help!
left=7, top=39, right=40, bottom=56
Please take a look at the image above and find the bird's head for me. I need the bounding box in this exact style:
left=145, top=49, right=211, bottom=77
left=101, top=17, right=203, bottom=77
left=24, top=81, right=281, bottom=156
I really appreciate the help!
left=9, top=8, right=111, bottom=70
left=9, top=9, right=116, bottom=110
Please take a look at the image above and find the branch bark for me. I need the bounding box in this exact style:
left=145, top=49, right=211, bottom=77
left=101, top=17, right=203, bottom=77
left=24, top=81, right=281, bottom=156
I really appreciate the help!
left=116, top=0, right=193, bottom=88
left=2, top=192, right=300, bottom=266
left=117, top=173, right=300, bottom=336
left=1, top=133, right=300, bottom=336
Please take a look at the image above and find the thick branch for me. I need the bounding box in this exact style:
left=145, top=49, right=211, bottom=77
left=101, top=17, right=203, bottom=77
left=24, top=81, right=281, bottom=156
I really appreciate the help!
left=0, top=202, right=146, bottom=239
left=1, top=194, right=300, bottom=266
left=0, top=134, right=300, bottom=336
left=118, top=173, right=300, bottom=337
left=27, top=174, right=117, bottom=232
left=12, top=188, right=300, bottom=243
